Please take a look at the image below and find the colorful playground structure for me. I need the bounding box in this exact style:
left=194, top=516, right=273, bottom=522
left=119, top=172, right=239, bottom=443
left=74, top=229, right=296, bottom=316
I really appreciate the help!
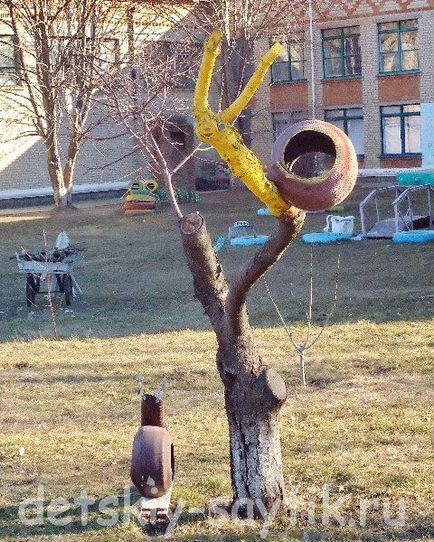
left=123, top=180, right=158, bottom=214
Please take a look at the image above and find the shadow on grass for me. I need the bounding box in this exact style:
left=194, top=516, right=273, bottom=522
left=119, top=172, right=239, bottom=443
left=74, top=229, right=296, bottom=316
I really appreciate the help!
left=1, top=491, right=433, bottom=541
left=0, top=487, right=141, bottom=539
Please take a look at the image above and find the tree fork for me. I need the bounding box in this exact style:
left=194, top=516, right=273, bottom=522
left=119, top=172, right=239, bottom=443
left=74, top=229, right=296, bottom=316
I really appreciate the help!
left=179, top=212, right=306, bottom=509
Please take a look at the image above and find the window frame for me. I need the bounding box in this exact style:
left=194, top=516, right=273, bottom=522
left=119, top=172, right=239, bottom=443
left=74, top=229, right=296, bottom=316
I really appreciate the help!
left=378, top=19, right=419, bottom=74
left=324, top=107, right=364, bottom=156
left=380, top=104, right=421, bottom=156
left=270, top=33, right=306, bottom=83
left=322, top=26, right=362, bottom=79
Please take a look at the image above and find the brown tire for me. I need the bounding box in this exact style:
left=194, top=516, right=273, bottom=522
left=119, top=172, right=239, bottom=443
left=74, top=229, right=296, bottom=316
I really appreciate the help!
left=270, top=119, right=358, bottom=211
left=131, top=426, right=173, bottom=498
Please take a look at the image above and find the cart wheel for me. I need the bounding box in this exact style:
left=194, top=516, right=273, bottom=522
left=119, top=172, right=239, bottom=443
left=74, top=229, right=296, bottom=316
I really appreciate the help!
left=63, top=274, right=73, bottom=306
left=26, top=274, right=37, bottom=307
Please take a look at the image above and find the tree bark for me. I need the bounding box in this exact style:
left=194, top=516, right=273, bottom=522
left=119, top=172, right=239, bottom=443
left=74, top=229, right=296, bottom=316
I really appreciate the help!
left=180, top=210, right=304, bottom=511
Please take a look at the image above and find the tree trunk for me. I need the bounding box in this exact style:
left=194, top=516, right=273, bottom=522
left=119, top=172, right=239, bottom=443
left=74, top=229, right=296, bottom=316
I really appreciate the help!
left=180, top=211, right=304, bottom=510
left=64, top=136, right=80, bottom=207
left=217, top=337, right=287, bottom=510
left=45, top=136, right=68, bottom=208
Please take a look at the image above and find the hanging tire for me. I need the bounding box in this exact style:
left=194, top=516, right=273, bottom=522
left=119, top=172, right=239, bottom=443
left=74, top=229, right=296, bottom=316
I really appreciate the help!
left=63, top=274, right=73, bottom=306
left=270, top=119, right=358, bottom=211
left=26, top=274, right=37, bottom=307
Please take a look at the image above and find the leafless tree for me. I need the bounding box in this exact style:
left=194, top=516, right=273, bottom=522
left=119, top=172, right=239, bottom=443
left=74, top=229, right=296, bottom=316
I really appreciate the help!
left=263, top=248, right=340, bottom=386
left=101, top=0, right=348, bottom=513
left=0, top=0, right=135, bottom=207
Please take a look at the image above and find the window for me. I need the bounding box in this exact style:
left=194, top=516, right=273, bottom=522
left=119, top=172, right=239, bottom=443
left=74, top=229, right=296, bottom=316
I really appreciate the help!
left=270, top=33, right=305, bottom=83
left=0, top=34, right=17, bottom=73
left=325, top=108, right=364, bottom=155
left=378, top=19, right=419, bottom=73
left=322, top=26, right=361, bottom=78
left=272, top=110, right=308, bottom=140
left=381, top=104, right=420, bottom=155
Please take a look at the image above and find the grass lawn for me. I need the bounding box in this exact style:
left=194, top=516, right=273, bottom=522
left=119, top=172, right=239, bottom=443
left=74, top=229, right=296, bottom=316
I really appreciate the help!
left=0, top=188, right=433, bottom=541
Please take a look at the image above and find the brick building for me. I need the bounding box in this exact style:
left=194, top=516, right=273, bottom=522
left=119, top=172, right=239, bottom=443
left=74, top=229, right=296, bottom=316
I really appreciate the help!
left=1, top=1, right=433, bottom=197
left=252, top=0, right=434, bottom=172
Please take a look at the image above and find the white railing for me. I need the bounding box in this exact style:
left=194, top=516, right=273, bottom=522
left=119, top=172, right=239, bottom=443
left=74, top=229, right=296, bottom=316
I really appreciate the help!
left=392, top=185, right=434, bottom=233
left=359, top=186, right=405, bottom=236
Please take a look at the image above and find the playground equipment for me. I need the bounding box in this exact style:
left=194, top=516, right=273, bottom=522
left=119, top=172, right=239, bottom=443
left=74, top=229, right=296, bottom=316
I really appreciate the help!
left=360, top=184, right=434, bottom=238
left=123, top=180, right=158, bottom=214
left=193, top=31, right=358, bottom=220
left=131, top=392, right=174, bottom=524
left=214, top=221, right=270, bottom=251
left=303, top=232, right=353, bottom=244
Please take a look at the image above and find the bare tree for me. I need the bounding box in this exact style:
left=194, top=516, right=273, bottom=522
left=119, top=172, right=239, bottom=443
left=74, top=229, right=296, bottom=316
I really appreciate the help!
left=98, top=28, right=204, bottom=203
left=0, top=0, right=133, bottom=207
left=100, top=0, right=352, bottom=512
left=263, top=248, right=340, bottom=386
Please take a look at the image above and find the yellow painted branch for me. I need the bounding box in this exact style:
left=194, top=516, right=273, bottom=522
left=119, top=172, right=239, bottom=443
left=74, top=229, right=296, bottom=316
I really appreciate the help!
left=193, top=32, right=301, bottom=221
left=220, top=42, right=281, bottom=125
left=193, top=30, right=222, bottom=114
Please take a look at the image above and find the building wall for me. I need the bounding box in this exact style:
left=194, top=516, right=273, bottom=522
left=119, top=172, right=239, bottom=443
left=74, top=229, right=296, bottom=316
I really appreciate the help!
left=0, top=6, right=216, bottom=195
left=251, top=2, right=434, bottom=171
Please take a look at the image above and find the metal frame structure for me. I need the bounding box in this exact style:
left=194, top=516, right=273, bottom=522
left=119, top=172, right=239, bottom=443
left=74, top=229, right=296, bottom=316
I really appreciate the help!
left=392, top=184, right=434, bottom=233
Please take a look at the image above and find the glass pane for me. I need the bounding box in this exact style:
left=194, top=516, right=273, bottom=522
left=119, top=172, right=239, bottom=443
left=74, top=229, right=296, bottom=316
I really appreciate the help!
left=325, top=109, right=344, bottom=119
left=344, top=26, right=359, bottom=35
left=382, top=106, right=401, bottom=114
left=404, top=115, right=420, bottom=153
left=292, top=110, right=308, bottom=122
left=401, top=30, right=418, bottom=51
left=291, top=61, right=304, bottom=80
left=401, top=19, right=418, bottom=30
left=379, top=22, right=399, bottom=32
left=271, top=62, right=290, bottom=82
left=323, top=38, right=341, bottom=58
left=347, top=118, right=364, bottom=154
left=383, top=117, right=402, bottom=154
left=273, top=114, right=291, bottom=139
left=403, top=104, right=420, bottom=113
left=347, top=108, right=363, bottom=117
left=276, top=44, right=289, bottom=63
left=346, top=55, right=362, bottom=75
left=380, top=33, right=398, bottom=52
left=0, top=36, right=15, bottom=68
left=323, top=28, right=340, bottom=38
left=402, top=50, right=419, bottom=70
left=381, top=52, right=399, bottom=72
left=329, top=119, right=345, bottom=131
left=290, top=41, right=303, bottom=62
left=99, top=40, right=117, bottom=64
left=324, top=57, right=342, bottom=77
left=344, top=34, right=361, bottom=73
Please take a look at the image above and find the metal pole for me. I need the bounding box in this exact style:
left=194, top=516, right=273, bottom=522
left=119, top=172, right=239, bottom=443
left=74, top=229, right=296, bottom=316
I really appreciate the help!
left=308, top=0, right=316, bottom=119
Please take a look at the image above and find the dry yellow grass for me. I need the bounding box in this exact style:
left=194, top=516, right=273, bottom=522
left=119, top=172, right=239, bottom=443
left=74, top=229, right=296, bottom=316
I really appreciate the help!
left=0, top=190, right=433, bottom=541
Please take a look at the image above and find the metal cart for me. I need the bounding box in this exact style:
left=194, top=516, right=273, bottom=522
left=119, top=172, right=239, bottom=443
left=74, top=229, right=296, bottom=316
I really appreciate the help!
left=16, top=253, right=82, bottom=307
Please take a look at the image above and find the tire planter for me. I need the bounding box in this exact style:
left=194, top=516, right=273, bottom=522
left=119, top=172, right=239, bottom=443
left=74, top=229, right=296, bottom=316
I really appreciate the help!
left=131, top=425, right=174, bottom=498
left=270, top=120, right=358, bottom=212
left=123, top=201, right=155, bottom=213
